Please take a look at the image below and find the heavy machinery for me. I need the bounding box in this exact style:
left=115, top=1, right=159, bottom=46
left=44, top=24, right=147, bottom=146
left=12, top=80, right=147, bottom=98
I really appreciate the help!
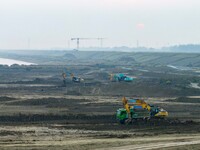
left=116, top=97, right=168, bottom=124
left=62, top=71, right=84, bottom=84
left=110, top=73, right=134, bottom=82
left=62, top=72, right=67, bottom=86
left=70, top=73, right=84, bottom=83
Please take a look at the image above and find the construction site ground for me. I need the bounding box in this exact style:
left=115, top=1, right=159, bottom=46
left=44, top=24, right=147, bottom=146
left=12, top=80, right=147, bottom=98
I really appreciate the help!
left=0, top=52, right=200, bottom=149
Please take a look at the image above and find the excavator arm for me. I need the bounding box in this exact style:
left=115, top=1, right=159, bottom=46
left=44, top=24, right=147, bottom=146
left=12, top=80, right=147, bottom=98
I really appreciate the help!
left=134, top=99, right=151, bottom=111
left=62, top=72, right=66, bottom=79
left=123, top=97, right=168, bottom=118
left=122, top=97, right=131, bottom=120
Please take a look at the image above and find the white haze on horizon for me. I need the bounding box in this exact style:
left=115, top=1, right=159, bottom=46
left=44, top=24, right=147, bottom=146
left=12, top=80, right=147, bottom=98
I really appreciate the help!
left=0, top=0, right=200, bottom=50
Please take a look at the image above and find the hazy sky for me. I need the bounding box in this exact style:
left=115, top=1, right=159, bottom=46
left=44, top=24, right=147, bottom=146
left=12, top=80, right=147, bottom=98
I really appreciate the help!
left=0, top=0, right=200, bottom=49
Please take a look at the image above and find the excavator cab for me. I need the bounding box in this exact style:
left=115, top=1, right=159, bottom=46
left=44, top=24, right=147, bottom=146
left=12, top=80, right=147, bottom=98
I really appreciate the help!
left=110, top=73, right=134, bottom=82
left=154, top=107, right=168, bottom=118
left=150, top=105, right=168, bottom=118
left=72, top=76, right=81, bottom=83
left=70, top=73, right=83, bottom=83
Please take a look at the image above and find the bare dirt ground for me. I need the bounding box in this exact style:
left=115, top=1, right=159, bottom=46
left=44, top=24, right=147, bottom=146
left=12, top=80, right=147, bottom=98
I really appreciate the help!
left=0, top=63, right=199, bottom=149
left=0, top=124, right=199, bottom=150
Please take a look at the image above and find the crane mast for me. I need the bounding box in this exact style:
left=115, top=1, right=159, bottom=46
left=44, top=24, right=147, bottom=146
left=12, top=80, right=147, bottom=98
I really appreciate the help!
left=71, top=38, right=106, bottom=50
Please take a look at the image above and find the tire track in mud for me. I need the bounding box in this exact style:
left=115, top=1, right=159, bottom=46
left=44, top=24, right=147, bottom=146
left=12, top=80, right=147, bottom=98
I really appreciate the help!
left=96, top=137, right=200, bottom=150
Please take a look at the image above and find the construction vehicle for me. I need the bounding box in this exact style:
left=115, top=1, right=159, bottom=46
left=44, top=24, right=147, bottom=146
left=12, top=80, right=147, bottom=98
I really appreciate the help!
left=116, top=97, right=168, bottom=124
left=62, top=72, right=67, bottom=86
left=70, top=73, right=84, bottom=83
left=110, top=73, right=134, bottom=82
left=62, top=71, right=84, bottom=84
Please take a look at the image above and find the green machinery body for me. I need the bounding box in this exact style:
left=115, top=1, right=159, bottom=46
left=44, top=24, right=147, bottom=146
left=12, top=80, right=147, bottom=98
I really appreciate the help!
left=116, top=107, right=150, bottom=124
left=113, top=73, right=133, bottom=82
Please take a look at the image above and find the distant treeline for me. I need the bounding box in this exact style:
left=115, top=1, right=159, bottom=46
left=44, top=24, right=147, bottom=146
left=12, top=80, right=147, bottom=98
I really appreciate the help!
left=162, top=44, right=200, bottom=53
left=70, top=44, right=200, bottom=52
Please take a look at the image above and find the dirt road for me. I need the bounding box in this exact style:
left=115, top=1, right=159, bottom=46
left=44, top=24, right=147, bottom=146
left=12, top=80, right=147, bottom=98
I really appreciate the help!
left=97, top=136, right=200, bottom=150
left=0, top=125, right=199, bottom=150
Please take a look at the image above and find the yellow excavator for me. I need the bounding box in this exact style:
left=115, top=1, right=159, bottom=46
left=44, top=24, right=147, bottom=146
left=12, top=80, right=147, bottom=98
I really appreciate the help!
left=117, top=97, right=168, bottom=124
left=70, top=73, right=84, bottom=83
left=62, top=71, right=84, bottom=84
left=62, top=72, right=67, bottom=86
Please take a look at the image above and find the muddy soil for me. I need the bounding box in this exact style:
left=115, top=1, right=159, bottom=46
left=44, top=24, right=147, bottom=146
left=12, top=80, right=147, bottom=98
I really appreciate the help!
left=0, top=64, right=199, bottom=149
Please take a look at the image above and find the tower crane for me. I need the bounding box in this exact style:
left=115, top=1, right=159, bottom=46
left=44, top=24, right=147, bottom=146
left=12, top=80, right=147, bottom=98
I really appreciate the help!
left=71, top=38, right=106, bottom=50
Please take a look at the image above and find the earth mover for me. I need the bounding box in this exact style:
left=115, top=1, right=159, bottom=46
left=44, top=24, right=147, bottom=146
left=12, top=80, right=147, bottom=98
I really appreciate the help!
left=70, top=73, right=84, bottom=83
left=117, top=97, right=168, bottom=124
left=62, top=71, right=84, bottom=85
left=110, top=73, right=134, bottom=82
